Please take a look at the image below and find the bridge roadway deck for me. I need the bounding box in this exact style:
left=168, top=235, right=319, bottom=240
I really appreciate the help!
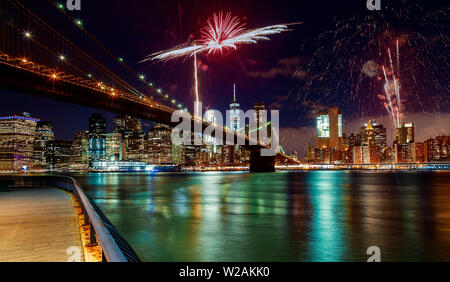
left=0, top=187, right=84, bottom=262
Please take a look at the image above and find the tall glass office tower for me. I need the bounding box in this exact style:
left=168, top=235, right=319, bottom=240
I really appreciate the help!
left=88, top=113, right=106, bottom=167
left=229, top=84, right=240, bottom=131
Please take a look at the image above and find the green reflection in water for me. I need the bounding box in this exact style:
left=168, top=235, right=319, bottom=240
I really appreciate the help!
left=73, top=171, right=450, bottom=262
left=306, top=171, right=346, bottom=261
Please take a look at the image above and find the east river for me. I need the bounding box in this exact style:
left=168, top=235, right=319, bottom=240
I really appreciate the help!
left=73, top=170, right=450, bottom=262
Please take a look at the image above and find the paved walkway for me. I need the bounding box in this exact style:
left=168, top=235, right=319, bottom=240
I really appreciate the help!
left=0, top=187, right=84, bottom=262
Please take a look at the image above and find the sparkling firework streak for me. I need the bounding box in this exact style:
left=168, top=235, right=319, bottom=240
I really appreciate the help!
left=382, top=65, right=398, bottom=127
left=380, top=40, right=402, bottom=128
left=143, top=12, right=299, bottom=62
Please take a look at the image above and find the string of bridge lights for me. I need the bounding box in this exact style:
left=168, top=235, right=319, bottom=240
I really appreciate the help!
left=19, top=27, right=118, bottom=96
left=50, top=1, right=186, bottom=110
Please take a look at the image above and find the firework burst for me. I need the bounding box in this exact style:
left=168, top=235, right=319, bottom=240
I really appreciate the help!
left=142, top=12, right=298, bottom=62
left=362, top=60, right=379, bottom=77
left=142, top=12, right=299, bottom=112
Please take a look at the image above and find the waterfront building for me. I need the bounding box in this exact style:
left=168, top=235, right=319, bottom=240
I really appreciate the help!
left=424, top=135, right=450, bottom=162
left=343, top=133, right=358, bottom=148
left=126, top=132, right=146, bottom=162
left=88, top=113, right=107, bottom=167
left=361, top=120, right=387, bottom=148
left=343, top=146, right=353, bottom=163
left=394, top=143, right=409, bottom=163
left=412, top=142, right=425, bottom=163
left=435, top=135, right=449, bottom=161
left=237, top=146, right=250, bottom=163
left=113, top=114, right=145, bottom=162
left=228, top=84, right=240, bottom=131
left=373, top=122, right=387, bottom=148
left=316, top=107, right=343, bottom=152
left=183, top=144, right=197, bottom=165
left=69, top=130, right=89, bottom=169
left=352, top=146, right=363, bottom=164
left=0, top=113, right=39, bottom=171
left=106, top=132, right=123, bottom=161
left=113, top=114, right=142, bottom=138
left=369, top=145, right=381, bottom=164
left=395, top=122, right=414, bottom=145
left=147, top=123, right=172, bottom=164
left=352, top=145, right=381, bottom=164
left=361, top=122, right=375, bottom=146
left=306, top=143, right=315, bottom=163
left=220, top=145, right=235, bottom=165
left=254, top=102, right=270, bottom=143
left=172, top=143, right=183, bottom=164
left=381, top=147, right=394, bottom=163
left=204, top=109, right=218, bottom=155
left=195, top=146, right=210, bottom=166
left=46, top=140, right=71, bottom=170
left=227, top=86, right=243, bottom=162
left=33, top=121, right=54, bottom=169
left=90, top=161, right=153, bottom=172
left=314, top=146, right=341, bottom=164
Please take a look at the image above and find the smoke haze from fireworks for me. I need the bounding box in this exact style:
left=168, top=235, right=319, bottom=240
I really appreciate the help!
left=143, top=12, right=300, bottom=62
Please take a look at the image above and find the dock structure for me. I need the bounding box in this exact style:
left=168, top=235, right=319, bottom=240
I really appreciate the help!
left=0, top=187, right=84, bottom=262
left=0, top=176, right=140, bottom=262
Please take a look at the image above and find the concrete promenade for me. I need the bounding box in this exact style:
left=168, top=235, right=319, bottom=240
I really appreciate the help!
left=0, top=187, right=84, bottom=262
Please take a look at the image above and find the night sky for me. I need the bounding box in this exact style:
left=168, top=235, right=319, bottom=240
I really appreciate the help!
left=1, top=0, right=448, bottom=155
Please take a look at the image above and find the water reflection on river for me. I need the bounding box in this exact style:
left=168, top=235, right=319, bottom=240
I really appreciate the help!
left=73, top=171, right=450, bottom=262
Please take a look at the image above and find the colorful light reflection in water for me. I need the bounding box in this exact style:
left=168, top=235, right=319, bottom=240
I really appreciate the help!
left=74, top=171, right=450, bottom=262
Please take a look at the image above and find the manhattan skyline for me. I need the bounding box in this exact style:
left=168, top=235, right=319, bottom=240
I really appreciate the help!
left=1, top=0, right=448, bottom=158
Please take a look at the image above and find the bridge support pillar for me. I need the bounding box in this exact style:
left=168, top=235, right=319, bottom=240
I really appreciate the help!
left=249, top=147, right=275, bottom=172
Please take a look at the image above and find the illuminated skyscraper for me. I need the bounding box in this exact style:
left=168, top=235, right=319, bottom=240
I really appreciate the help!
left=33, top=121, right=54, bottom=168
left=0, top=113, right=39, bottom=171
left=394, top=122, right=415, bottom=163
left=106, top=132, right=123, bottom=161
left=204, top=109, right=216, bottom=142
left=316, top=107, right=343, bottom=151
left=126, top=132, right=146, bottom=162
left=229, top=84, right=240, bottom=131
left=113, top=114, right=142, bottom=138
left=147, top=123, right=172, bottom=164
left=46, top=140, right=71, bottom=170
left=424, top=135, right=449, bottom=162
left=88, top=113, right=106, bottom=167
left=361, top=120, right=387, bottom=147
left=395, top=122, right=414, bottom=144
left=69, top=130, right=89, bottom=169
left=254, top=102, right=270, bottom=143
left=204, top=109, right=218, bottom=157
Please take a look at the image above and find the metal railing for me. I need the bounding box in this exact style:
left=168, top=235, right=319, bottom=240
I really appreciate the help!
left=0, top=175, right=140, bottom=262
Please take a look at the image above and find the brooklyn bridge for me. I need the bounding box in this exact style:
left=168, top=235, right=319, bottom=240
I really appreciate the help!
left=0, top=0, right=299, bottom=171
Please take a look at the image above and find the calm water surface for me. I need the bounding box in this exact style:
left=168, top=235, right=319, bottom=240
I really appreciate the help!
left=73, top=171, right=450, bottom=262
